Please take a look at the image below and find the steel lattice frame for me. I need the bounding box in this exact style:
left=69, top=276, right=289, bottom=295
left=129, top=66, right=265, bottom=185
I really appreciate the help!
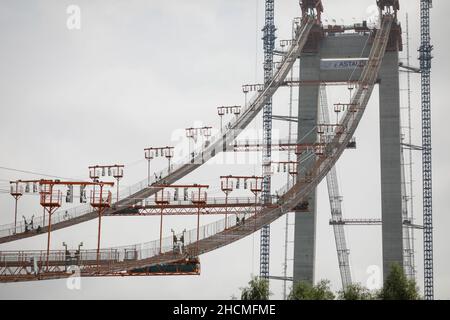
left=260, top=0, right=276, bottom=279
left=419, top=0, right=434, bottom=300
left=0, top=15, right=393, bottom=283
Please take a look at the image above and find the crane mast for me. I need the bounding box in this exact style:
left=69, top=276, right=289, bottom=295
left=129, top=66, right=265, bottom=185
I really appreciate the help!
left=419, top=0, right=434, bottom=300
left=260, top=0, right=276, bottom=280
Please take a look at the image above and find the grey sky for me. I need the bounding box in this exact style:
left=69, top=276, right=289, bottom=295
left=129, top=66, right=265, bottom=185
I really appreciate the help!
left=0, top=0, right=449, bottom=299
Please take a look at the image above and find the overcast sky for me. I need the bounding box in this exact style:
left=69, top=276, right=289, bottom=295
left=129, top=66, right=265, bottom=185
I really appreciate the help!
left=0, top=0, right=449, bottom=299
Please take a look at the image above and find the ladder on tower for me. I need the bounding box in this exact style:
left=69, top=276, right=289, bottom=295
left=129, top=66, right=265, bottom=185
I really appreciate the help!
left=318, top=85, right=352, bottom=290
left=400, top=146, right=416, bottom=280
left=400, top=12, right=417, bottom=282
left=281, top=26, right=298, bottom=299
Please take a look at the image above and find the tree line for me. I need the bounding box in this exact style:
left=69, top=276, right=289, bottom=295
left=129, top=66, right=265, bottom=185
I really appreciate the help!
left=238, top=263, right=421, bottom=300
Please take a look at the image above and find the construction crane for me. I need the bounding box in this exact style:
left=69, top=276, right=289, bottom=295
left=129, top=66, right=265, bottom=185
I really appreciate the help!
left=419, top=0, right=434, bottom=300
left=260, top=0, right=276, bottom=280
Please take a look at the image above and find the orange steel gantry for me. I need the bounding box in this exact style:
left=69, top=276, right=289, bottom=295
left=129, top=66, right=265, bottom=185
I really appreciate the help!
left=37, top=179, right=114, bottom=270
left=121, top=198, right=266, bottom=216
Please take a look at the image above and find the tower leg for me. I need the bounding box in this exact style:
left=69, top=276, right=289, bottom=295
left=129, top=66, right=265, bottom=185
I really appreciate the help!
left=293, top=54, right=320, bottom=284
left=294, top=194, right=317, bottom=284
left=379, top=51, right=403, bottom=280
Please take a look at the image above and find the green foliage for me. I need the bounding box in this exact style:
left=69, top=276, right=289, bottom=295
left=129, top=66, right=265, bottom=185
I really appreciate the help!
left=289, top=279, right=335, bottom=300
left=236, top=263, right=420, bottom=301
left=338, top=283, right=376, bottom=300
left=378, top=263, right=421, bottom=300
left=240, top=276, right=271, bottom=300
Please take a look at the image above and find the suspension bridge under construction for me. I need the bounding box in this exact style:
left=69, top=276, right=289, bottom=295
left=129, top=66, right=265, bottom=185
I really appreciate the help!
left=0, top=0, right=435, bottom=300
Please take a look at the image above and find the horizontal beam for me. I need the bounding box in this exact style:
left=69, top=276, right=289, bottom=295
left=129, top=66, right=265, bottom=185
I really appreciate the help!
left=399, top=62, right=421, bottom=73
left=268, top=275, right=293, bottom=281
left=282, top=79, right=359, bottom=87
left=272, top=115, right=298, bottom=123
left=116, top=206, right=265, bottom=216
left=401, top=143, right=423, bottom=151
left=330, top=218, right=382, bottom=225
left=330, top=218, right=424, bottom=229
left=232, top=139, right=356, bottom=152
